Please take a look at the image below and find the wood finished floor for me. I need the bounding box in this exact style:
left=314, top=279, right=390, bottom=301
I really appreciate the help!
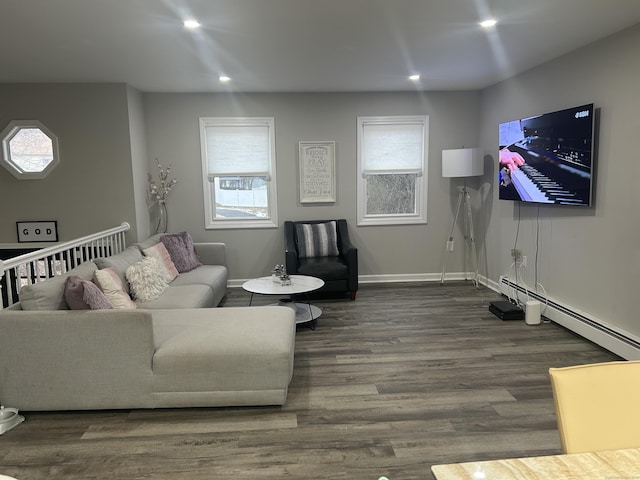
left=0, top=282, right=620, bottom=479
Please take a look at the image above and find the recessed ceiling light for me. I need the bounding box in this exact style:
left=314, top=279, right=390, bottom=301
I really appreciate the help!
left=219, top=75, right=231, bottom=83
left=479, top=18, right=497, bottom=28
left=409, top=74, right=420, bottom=81
left=184, top=19, right=201, bottom=29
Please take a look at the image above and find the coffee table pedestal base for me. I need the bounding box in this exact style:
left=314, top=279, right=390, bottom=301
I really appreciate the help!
left=273, top=299, right=321, bottom=329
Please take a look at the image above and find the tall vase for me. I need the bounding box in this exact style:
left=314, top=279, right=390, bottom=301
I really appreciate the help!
left=155, top=201, right=168, bottom=234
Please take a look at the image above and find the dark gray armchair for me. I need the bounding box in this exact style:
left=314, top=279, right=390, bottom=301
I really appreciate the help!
left=284, top=219, right=358, bottom=300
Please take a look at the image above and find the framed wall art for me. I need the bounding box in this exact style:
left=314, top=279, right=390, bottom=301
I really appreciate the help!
left=16, top=220, right=58, bottom=243
left=298, top=141, right=336, bottom=203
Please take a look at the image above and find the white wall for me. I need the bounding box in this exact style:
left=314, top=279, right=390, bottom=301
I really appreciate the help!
left=0, top=83, right=141, bottom=243
left=142, top=91, right=481, bottom=281
left=126, top=85, right=151, bottom=242
left=479, top=24, right=640, bottom=340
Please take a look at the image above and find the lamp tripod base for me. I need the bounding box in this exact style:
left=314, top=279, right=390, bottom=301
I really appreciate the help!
left=440, top=185, right=479, bottom=287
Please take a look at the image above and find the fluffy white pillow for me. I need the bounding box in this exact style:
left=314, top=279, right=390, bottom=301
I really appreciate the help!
left=94, top=268, right=137, bottom=309
left=142, top=242, right=179, bottom=283
left=125, top=257, right=169, bottom=303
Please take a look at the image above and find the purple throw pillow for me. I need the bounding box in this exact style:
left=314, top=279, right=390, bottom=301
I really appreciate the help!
left=64, top=275, right=113, bottom=310
left=160, top=231, right=202, bottom=273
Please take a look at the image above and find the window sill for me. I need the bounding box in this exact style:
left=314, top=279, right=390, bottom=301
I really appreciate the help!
left=205, top=218, right=278, bottom=230
left=357, top=215, right=427, bottom=227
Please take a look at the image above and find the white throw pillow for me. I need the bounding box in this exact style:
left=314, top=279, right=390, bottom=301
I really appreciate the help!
left=142, top=242, right=179, bottom=283
left=93, top=268, right=137, bottom=309
left=125, top=256, right=169, bottom=303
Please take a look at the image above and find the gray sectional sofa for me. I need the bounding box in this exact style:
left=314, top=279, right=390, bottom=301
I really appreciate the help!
left=0, top=233, right=296, bottom=411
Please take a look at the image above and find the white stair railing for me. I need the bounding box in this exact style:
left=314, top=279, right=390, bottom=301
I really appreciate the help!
left=0, top=222, right=130, bottom=309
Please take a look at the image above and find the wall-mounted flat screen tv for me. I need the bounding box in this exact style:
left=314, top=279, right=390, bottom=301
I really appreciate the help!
left=498, top=103, right=595, bottom=206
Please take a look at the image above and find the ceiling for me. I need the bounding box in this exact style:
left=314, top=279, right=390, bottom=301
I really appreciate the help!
left=1, top=0, right=639, bottom=93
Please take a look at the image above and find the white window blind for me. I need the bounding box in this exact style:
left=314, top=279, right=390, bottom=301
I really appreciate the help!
left=361, top=122, right=424, bottom=174
left=204, top=123, right=271, bottom=177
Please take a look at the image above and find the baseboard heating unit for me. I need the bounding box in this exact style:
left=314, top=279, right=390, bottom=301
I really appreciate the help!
left=498, top=276, right=640, bottom=360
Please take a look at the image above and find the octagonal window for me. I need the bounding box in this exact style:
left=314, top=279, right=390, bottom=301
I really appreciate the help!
left=1, top=120, right=60, bottom=179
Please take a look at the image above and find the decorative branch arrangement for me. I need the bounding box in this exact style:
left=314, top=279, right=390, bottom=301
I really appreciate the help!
left=148, top=159, right=178, bottom=204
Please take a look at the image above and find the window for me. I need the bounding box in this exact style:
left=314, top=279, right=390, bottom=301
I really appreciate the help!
left=356, top=115, right=429, bottom=226
left=199, top=117, right=278, bottom=229
left=0, top=120, right=60, bottom=179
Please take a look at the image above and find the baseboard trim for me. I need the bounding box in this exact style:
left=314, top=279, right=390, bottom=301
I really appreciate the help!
left=497, top=276, right=640, bottom=360
left=359, top=273, right=473, bottom=284
left=228, top=272, right=477, bottom=288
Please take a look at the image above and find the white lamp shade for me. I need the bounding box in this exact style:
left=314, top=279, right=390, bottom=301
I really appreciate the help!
left=442, top=148, right=483, bottom=177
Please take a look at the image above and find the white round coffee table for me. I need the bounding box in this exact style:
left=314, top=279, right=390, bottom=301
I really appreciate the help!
left=242, top=275, right=324, bottom=328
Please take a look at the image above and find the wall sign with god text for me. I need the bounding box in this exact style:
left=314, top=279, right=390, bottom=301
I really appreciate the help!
left=298, top=141, right=336, bottom=203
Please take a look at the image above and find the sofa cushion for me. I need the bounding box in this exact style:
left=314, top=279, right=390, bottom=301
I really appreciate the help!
left=136, top=284, right=215, bottom=309
left=126, top=257, right=169, bottom=303
left=151, top=307, right=296, bottom=391
left=169, top=265, right=226, bottom=288
left=94, top=246, right=143, bottom=294
left=94, top=268, right=137, bottom=309
left=161, top=232, right=201, bottom=273
left=295, top=221, right=339, bottom=258
left=297, top=256, right=348, bottom=280
left=142, top=242, right=179, bottom=283
left=169, top=265, right=228, bottom=306
left=19, top=261, right=98, bottom=311
left=64, top=275, right=113, bottom=310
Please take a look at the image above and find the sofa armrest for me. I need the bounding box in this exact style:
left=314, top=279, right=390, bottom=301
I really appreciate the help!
left=0, top=309, right=155, bottom=410
left=337, top=220, right=358, bottom=293
left=194, top=242, right=227, bottom=267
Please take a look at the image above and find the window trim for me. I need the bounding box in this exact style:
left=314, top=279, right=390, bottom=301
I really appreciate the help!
left=199, top=117, right=278, bottom=230
left=356, top=115, right=429, bottom=226
left=0, top=120, right=60, bottom=180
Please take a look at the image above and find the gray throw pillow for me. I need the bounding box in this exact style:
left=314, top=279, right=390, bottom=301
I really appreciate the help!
left=64, top=275, right=113, bottom=310
left=295, top=221, right=340, bottom=258
left=161, top=231, right=202, bottom=273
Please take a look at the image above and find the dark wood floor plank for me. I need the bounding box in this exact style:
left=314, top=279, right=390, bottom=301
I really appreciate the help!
left=0, top=282, right=620, bottom=480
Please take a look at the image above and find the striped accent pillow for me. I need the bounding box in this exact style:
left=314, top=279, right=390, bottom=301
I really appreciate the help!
left=295, top=221, right=340, bottom=258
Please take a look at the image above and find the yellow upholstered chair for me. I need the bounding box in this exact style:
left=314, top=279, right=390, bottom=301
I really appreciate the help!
left=549, top=360, right=640, bottom=454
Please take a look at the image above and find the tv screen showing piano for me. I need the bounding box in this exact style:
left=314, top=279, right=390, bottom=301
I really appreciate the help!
left=498, top=103, right=595, bottom=206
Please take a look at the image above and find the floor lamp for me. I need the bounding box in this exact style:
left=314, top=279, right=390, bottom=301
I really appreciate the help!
left=440, top=148, right=483, bottom=287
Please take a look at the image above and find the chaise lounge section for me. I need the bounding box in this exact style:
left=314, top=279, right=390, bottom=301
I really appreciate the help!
left=0, top=306, right=296, bottom=411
